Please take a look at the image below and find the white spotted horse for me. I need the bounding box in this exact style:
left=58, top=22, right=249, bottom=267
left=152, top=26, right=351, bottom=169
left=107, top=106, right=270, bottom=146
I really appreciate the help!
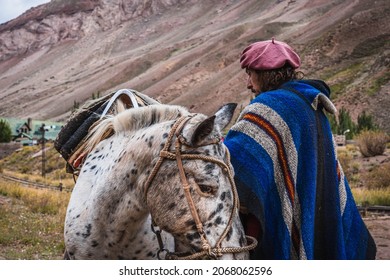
left=64, top=103, right=257, bottom=259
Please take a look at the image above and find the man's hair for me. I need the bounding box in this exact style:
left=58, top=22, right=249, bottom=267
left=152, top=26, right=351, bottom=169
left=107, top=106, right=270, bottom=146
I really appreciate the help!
left=255, top=64, right=304, bottom=93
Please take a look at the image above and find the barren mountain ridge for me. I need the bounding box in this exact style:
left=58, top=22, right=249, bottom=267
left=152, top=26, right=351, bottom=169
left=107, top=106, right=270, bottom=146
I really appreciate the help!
left=0, top=0, right=389, bottom=132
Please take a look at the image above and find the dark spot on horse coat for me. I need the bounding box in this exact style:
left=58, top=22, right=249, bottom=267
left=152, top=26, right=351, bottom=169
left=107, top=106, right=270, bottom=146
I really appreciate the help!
left=208, top=203, right=223, bottom=220
left=91, top=165, right=97, bottom=170
left=131, top=169, right=137, bottom=175
left=179, top=208, right=188, bottom=216
left=214, top=216, right=222, bottom=225
left=82, top=224, right=92, bottom=238
left=168, top=203, right=176, bottom=210
left=220, top=192, right=227, bottom=201
left=226, top=227, right=233, bottom=242
left=204, top=163, right=215, bottom=174
left=148, top=136, right=154, bottom=148
left=186, top=232, right=200, bottom=241
left=184, top=219, right=195, bottom=228
left=162, top=133, right=168, bottom=139
left=91, top=240, right=99, bottom=247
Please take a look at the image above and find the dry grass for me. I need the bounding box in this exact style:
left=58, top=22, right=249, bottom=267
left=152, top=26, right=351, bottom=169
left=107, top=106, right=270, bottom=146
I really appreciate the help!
left=0, top=142, right=74, bottom=191
left=2, top=169, right=74, bottom=192
left=337, top=144, right=390, bottom=205
left=0, top=179, right=70, bottom=259
left=0, top=180, right=70, bottom=214
left=362, top=161, right=390, bottom=190
left=352, top=187, right=390, bottom=206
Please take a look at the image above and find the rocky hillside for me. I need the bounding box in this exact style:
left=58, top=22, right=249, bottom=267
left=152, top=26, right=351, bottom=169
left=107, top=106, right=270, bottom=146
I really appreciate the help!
left=0, top=0, right=389, bottom=132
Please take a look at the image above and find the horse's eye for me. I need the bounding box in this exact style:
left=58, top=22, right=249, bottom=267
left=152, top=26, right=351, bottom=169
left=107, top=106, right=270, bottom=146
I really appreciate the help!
left=198, top=184, right=217, bottom=196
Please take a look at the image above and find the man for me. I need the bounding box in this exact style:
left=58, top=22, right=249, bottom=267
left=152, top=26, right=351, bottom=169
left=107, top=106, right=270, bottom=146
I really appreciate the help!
left=224, top=38, right=376, bottom=259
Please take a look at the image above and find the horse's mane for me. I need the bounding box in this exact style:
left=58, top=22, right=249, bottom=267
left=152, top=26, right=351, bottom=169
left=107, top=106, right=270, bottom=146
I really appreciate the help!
left=83, top=102, right=189, bottom=155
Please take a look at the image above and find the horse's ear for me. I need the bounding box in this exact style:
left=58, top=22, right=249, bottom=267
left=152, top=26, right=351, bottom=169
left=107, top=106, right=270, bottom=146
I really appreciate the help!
left=191, top=115, right=216, bottom=146
left=214, top=103, right=237, bottom=131
left=190, top=103, right=237, bottom=146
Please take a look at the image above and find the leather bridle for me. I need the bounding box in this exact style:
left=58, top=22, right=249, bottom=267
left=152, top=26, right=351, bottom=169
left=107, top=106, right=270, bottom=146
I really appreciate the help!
left=144, top=115, right=257, bottom=260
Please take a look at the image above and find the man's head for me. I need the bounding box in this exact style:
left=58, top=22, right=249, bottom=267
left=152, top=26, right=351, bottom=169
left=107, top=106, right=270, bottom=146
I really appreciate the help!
left=240, top=38, right=301, bottom=94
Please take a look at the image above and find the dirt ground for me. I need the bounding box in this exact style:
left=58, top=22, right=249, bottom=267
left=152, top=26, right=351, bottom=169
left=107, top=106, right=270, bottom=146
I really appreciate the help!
left=364, top=216, right=390, bottom=260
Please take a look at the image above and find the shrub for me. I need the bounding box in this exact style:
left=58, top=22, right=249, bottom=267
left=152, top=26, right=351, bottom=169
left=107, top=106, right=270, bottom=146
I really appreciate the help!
left=356, top=130, right=389, bottom=157
left=363, top=161, right=390, bottom=190
left=0, top=119, right=12, bottom=143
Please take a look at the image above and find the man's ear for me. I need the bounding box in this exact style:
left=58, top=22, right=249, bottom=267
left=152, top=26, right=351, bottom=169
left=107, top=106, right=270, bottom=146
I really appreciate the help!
left=214, top=103, right=237, bottom=131
left=190, top=116, right=216, bottom=146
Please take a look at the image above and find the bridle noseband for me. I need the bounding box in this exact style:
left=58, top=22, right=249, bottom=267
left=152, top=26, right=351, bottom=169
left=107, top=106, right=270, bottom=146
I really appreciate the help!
left=144, top=115, right=257, bottom=260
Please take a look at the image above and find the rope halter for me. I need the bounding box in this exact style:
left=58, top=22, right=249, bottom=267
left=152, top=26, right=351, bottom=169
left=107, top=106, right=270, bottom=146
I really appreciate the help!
left=144, top=114, right=257, bottom=260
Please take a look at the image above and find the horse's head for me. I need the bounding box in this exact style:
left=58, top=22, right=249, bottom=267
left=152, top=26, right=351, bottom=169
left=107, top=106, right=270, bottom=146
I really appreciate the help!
left=145, top=103, right=255, bottom=259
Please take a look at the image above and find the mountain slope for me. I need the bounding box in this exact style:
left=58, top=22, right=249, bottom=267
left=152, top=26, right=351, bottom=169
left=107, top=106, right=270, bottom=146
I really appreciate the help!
left=0, top=0, right=389, bottom=132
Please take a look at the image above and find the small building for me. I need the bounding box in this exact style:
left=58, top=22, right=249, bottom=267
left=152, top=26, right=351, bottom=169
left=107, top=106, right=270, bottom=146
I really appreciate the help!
left=334, top=134, right=346, bottom=146
left=0, top=117, right=63, bottom=145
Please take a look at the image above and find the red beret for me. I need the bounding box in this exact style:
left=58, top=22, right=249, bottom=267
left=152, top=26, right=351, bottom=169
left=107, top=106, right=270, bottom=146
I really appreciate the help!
left=240, top=38, right=301, bottom=70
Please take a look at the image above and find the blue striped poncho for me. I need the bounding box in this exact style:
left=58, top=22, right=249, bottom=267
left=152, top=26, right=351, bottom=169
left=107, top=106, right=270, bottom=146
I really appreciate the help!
left=224, top=80, right=376, bottom=259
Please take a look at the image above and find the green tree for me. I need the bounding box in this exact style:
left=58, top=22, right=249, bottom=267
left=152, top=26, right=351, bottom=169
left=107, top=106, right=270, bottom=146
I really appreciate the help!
left=337, top=107, right=356, bottom=139
left=327, top=113, right=338, bottom=134
left=357, top=111, right=378, bottom=133
left=0, top=119, right=12, bottom=142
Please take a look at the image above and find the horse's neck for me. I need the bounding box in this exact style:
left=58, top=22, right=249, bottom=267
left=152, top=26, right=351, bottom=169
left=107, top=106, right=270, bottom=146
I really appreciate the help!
left=75, top=119, right=175, bottom=237
left=98, top=123, right=169, bottom=209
